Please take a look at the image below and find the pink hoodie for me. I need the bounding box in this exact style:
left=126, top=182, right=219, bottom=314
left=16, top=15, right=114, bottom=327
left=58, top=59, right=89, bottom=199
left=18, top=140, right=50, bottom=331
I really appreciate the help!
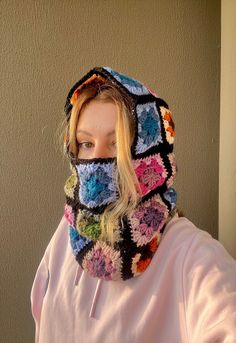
left=31, top=214, right=236, bottom=342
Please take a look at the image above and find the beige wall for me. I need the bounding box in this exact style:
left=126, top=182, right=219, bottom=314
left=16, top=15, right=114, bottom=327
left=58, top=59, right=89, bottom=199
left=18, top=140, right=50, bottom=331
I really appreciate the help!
left=0, top=1, right=220, bottom=342
left=219, top=0, right=236, bottom=259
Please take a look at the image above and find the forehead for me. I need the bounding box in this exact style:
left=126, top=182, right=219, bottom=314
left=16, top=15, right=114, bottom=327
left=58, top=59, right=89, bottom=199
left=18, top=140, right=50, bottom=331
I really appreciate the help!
left=77, top=100, right=117, bottom=134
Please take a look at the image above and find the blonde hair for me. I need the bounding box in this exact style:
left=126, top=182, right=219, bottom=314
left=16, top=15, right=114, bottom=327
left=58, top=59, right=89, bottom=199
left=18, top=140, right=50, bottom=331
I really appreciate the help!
left=58, top=81, right=142, bottom=244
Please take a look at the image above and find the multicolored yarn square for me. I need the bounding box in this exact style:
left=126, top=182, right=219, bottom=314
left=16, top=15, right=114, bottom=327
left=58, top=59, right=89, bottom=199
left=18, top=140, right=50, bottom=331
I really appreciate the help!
left=163, top=188, right=177, bottom=210
left=64, top=204, right=74, bottom=225
left=167, top=153, right=177, bottom=187
left=82, top=241, right=122, bottom=281
left=64, top=174, right=78, bottom=199
left=76, top=209, right=101, bottom=241
left=70, top=74, right=106, bottom=106
left=160, top=107, right=175, bottom=145
left=75, top=162, right=117, bottom=208
left=131, top=235, right=160, bottom=276
left=135, top=102, right=162, bottom=154
left=128, top=194, right=169, bottom=246
left=103, top=67, right=150, bottom=96
left=132, top=153, right=168, bottom=196
left=69, top=225, right=91, bottom=256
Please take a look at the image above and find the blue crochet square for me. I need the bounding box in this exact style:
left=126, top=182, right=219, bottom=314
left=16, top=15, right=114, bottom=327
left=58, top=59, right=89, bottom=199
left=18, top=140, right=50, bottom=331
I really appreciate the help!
left=69, top=225, right=90, bottom=255
left=104, top=67, right=150, bottom=96
left=135, top=102, right=162, bottom=154
left=76, top=162, right=118, bottom=208
left=163, top=188, right=177, bottom=210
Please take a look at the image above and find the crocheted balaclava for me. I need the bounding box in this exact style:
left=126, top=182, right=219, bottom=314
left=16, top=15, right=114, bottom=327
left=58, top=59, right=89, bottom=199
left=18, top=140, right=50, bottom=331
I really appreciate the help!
left=63, top=67, right=177, bottom=281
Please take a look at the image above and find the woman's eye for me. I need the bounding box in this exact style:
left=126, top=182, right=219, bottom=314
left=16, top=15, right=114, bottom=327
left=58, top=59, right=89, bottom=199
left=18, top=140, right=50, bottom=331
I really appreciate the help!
left=77, top=142, right=93, bottom=149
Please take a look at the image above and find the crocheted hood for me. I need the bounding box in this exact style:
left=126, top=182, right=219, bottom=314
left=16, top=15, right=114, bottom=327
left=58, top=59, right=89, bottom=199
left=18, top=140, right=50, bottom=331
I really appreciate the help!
left=64, top=66, right=175, bottom=162
left=63, top=67, right=177, bottom=282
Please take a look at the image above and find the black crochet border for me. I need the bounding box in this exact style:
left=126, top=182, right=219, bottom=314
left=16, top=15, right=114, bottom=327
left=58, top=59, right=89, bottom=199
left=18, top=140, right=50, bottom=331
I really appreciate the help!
left=73, top=196, right=171, bottom=281
left=64, top=67, right=173, bottom=162
left=64, top=67, right=169, bottom=119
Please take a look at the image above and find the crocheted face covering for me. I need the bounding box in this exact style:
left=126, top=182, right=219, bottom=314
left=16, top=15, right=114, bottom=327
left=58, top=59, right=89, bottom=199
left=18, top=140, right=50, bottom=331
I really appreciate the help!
left=63, top=67, right=177, bottom=281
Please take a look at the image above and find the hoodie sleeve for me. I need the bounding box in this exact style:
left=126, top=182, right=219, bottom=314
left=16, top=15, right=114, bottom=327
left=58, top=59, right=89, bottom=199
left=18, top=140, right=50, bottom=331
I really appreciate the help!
left=30, top=215, right=67, bottom=343
left=183, top=229, right=236, bottom=342
left=30, top=239, right=51, bottom=343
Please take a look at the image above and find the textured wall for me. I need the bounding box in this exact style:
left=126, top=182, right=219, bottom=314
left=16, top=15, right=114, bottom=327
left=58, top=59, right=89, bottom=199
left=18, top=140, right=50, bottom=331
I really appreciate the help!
left=0, top=1, right=220, bottom=342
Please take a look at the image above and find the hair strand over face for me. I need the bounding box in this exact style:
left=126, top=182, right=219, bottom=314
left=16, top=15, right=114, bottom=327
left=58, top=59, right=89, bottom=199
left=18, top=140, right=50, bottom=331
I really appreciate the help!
left=67, top=81, right=141, bottom=244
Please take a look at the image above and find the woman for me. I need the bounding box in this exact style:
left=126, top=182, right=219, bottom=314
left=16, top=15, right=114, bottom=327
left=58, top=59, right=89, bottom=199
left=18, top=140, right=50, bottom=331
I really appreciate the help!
left=31, top=67, right=236, bottom=342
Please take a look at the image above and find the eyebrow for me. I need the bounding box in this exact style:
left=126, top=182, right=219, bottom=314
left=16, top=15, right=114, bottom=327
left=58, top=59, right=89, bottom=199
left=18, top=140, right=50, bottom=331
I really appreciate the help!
left=77, top=129, right=116, bottom=137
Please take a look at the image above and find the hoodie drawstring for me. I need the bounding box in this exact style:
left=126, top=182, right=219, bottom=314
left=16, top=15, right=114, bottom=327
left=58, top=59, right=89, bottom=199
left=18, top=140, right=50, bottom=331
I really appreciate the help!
left=89, top=278, right=102, bottom=318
